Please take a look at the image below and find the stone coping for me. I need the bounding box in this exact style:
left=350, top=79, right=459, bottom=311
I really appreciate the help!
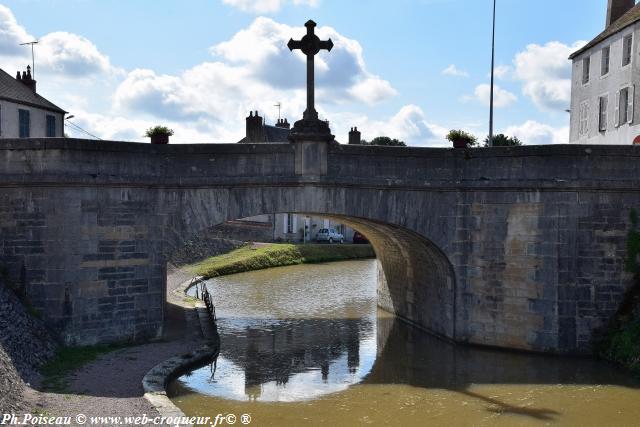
left=141, top=276, right=213, bottom=424
left=4, top=138, right=640, bottom=160
left=142, top=344, right=219, bottom=425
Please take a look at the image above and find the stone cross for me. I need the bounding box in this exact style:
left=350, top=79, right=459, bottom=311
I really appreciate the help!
left=287, top=20, right=333, bottom=121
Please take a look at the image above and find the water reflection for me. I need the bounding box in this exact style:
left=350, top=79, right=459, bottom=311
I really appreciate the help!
left=174, top=317, right=376, bottom=402
left=170, top=260, right=640, bottom=426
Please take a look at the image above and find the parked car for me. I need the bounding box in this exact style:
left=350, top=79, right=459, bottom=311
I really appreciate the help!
left=352, top=231, right=369, bottom=244
left=316, top=228, right=344, bottom=243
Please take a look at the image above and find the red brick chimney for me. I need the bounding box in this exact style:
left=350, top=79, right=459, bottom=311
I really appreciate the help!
left=607, top=0, right=635, bottom=27
left=16, top=66, right=36, bottom=93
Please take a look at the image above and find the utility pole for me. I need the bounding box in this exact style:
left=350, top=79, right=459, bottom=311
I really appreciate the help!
left=488, top=0, right=496, bottom=147
left=20, top=41, right=38, bottom=80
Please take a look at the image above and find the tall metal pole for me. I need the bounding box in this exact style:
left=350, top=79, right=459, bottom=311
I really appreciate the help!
left=489, top=0, right=496, bottom=147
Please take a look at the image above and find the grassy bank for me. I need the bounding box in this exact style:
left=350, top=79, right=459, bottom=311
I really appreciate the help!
left=191, top=243, right=375, bottom=279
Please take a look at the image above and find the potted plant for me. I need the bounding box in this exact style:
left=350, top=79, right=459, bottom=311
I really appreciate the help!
left=145, top=126, right=174, bottom=145
left=446, top=129, right=477, bottom=149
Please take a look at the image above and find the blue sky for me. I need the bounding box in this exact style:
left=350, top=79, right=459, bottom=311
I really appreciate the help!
left=0, top=0, right=614, bottom=145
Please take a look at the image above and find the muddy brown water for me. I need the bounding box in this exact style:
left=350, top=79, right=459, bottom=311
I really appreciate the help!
left=168, top=259, right=640, bottom=426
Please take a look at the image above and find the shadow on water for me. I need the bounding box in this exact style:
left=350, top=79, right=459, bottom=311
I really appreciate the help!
left=170, top=314, right=639, bottom=422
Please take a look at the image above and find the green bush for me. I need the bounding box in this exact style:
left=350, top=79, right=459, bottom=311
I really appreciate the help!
left=144, top=125, right=174, bottom=137
left=446, top=129, right=477, bottom=145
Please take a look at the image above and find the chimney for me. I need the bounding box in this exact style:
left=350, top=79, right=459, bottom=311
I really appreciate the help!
left=348, top=127, right=361, bottom=145
left=16, top=66, right=36, bottom=92
left=275, top=118, right=290, bottom=129
left=245, top=110, right=265, bottom=143
left=607, top=0, right=635, bottom=27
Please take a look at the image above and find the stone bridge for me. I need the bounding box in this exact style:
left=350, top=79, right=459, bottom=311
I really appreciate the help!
left=0, top=138, right=638, bottom=355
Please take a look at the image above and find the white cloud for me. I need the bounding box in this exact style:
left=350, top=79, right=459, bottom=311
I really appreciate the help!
left=348, top=77, right=397, bottom=104
left=490, top=64, right=512, bottom=79
left=0, top=5, right=31, bottom=56
left=465, top=83, right=517, bottom=108
left=221, top=0, right=319, bottom=14
left=513, top=41, right=585, bottom=111
left=442, top=64, right=469, bottom=78
left=0, top=6, right=116, bottom=80
left=39, top=32, right=115, bottom=77
left=503, top=120, right=569, bottom=145
left=210, top=17, right=395, bottom=105
left=112, top=16, right=396, bottom=137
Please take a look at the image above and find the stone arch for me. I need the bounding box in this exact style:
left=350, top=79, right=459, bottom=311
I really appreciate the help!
left=162, top=186, right=457, bottom=341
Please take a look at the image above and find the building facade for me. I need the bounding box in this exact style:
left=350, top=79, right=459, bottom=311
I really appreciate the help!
left=0, top=67, right=66, bottom=139
left=569, top=0, right=640, bottom=145
left=237, top=213, right=357, bottom=243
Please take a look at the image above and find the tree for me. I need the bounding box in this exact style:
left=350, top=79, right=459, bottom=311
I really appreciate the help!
left=362, top=136, right=406, bottom=147
left=484, top=133, right=522, bottom=147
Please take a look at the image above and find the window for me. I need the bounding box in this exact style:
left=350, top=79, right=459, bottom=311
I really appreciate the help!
left=0, top=105, right=2, bottom=136
left=579, top=101, right=589, bottom=136
left=623, top=34, right=633, bottom=66
left=46, top=115, right=56, bottom=137
left=617, top=86, right=634, bottom=126
left=601, top=46, right=610, bottom=76
left=599, top=95, right=608, bottom=132
left=582, top=57, right=590, bottom=84
left=285, top=213, right=294, bottom=234
left=18, top=109, right=30, bottom=138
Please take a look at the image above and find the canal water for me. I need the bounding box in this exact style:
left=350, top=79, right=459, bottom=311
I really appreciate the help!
left=167, top=259, right=640, bottom=426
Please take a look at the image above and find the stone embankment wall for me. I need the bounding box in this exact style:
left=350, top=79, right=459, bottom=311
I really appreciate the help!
left=0, top=279, right=57, bottom=413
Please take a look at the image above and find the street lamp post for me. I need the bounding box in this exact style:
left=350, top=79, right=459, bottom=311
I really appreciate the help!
left=489, top=0, right=496, bottom=147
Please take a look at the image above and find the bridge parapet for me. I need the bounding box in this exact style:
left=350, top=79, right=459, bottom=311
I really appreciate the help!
left=0, top=138, right=638, bottom=353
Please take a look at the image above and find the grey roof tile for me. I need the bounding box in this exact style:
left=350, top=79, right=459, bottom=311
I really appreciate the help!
left=570, top=5, right=640, bottom=59
left=0, top=68, right=66, bottom=113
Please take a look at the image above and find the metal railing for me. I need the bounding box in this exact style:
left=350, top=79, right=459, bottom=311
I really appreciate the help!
left=195, top=279, right=216, bottom=323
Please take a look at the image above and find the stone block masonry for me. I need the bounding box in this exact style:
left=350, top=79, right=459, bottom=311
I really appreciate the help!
left=1, top=138, right=639, bottom=354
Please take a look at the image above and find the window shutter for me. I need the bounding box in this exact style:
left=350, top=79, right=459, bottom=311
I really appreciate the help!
left=283, top=214, right=288, bottom=234
left=615, top=90, right=620, bottom=127
left=583, top=103, right=588, bottom=134
left=629, top=85, right=635, bottom=124
left=292, top=215, right=297, bottom=232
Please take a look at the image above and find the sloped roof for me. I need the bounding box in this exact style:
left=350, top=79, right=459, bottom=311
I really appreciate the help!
left=0, top=68, right=66, bottom=113
left=237, top=124, right=291, bottom=143
left=570, top=5, right=640, bottom=59
left=264, top=125, right=290, bottom=142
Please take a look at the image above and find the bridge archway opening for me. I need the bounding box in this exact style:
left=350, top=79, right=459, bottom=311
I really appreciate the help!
left=166, top=212, right=457, bottom=341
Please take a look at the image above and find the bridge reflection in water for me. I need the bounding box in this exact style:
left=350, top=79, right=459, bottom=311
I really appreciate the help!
left=168, top=260, right=640, bottom=426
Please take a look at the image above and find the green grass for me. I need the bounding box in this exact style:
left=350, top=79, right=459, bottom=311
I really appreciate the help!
left=40, top=343, right=130, bottom=392
left=191, top=243, right=375, bottom=279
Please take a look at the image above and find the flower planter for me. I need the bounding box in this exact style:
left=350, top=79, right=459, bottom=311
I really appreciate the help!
left=150, top=134, right=169, bottom=145
left=453, top=138, right=469, bottom=149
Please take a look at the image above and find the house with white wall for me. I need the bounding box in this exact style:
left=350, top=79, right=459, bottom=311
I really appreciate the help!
left=0, top=66, right=66, bottom=138
left=569, top=1, right=640, bottom=144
